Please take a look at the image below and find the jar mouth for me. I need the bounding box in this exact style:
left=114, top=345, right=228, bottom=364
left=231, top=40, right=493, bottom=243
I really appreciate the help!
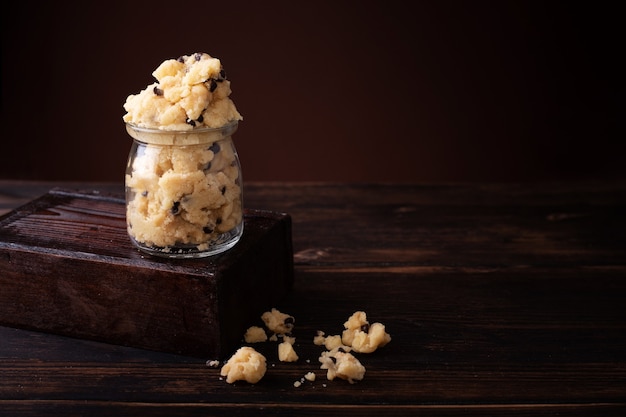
left=126, top=120, right=238, bottom=145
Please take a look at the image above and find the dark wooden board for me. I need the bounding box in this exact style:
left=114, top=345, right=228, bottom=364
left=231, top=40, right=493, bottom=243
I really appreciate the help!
left=1, top=181, right=626, bottom=416
left=0, top=188, right=294, bottom=358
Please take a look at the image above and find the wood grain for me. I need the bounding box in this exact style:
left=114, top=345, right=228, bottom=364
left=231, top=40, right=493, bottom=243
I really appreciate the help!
left=1, top=180, right=625, bottom=416
left=0, top=188, right=294, bottom=358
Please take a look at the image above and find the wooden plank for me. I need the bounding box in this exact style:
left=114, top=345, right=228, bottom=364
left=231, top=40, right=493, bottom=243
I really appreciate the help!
left=241, top=182, right=626, bottom=268
left=2, top=402, right=623, bottom=417
left=0, top=188, right=294, bottom=358
left=1, top=181, right=625, bottom=415
left=1, top=268, right=624, bottom=404
left=2, top=181, right=626, bottom=269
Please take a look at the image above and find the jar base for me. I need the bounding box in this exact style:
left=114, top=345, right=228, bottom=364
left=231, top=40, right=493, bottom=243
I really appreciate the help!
left=129, top=223, right=244, bottom=259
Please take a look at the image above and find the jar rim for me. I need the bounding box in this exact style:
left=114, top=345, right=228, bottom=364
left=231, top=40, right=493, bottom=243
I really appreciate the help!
left=125, top=120, right=238, bottom=145
left=125, top=120, right=238, bottom=134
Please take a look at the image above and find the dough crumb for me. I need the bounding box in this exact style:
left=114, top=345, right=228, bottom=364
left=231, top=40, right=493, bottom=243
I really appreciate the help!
left=341, top=311, right=391, bottom=353
left=244, top=326, right=268, bottom=343
left=313, top=330, right=326, bottom=346
left=278, top=341, right=299, bottom=362
left=319, top=347, right=365, bottom=384
left=351, top=322, right=392, bottom=353
left=220, top=347, right=267, bottom=384
left=323, top=334, right=346, bottom=351
left=261, top=308, right=295, bottom=334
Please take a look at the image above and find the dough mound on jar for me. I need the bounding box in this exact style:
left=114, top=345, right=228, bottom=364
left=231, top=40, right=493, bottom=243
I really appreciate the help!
left=123, top=52, right=243, bottom=130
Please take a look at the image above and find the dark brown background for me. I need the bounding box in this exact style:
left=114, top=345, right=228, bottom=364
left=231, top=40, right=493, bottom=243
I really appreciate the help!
left=1, top=1, right=623, bottom=183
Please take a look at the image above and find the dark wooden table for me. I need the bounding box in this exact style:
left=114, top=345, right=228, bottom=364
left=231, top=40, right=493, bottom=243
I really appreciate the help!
left=1, top=180, right=626, bottom=416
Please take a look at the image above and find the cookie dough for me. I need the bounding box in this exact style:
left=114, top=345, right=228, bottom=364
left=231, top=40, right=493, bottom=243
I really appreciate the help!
left=342, top=311, right=391, bottom=353
left=261, top=308, right=295, bottom=335
left=123, top=53, right=244, bottom=254
left=244, top=326, right=268, bottom=343
left=313, top=330, right=326, bottom=346
left=293, top=372, right=316, bottom=387
left=125, top=137, right=242, bottom=250
left=220, top=347, right=267, bottom=384
left=278, top=339, right=299, bottom=362
left=319, top=347, right=366, bottom=384
left=350, top=322, right=392, bottom=353
left=314, top=333, right=345, bottom=351
left=123, top=53, right=242, bottom=130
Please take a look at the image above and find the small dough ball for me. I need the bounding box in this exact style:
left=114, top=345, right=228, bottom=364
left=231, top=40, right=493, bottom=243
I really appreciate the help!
left=341, top=311, right=369, bottom=346
left=341, top=311, right=391, bottom=352
left=282, top=335, right=296, bottom=345
left=220, top=347, right=267, bottom=384
left=323, top=334, right=345, bottom=351
left=344, top=311, right=368, bottom=330
left=278, top=341, right=299, bottom=362
left=261, top=308, right=295, bottom=334
left=313, top=330, right=326, bottom=346
left=243, top=326, right=268, bottom=343
left=319, top=348, right=366, bottom=384
left=350, top=322, right=392, bottom=353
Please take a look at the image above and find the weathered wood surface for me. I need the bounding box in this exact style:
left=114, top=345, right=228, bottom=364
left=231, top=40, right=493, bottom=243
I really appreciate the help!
left=1, top=180, right=626, bottom=416
left=0, top=188, right=294, bottom=358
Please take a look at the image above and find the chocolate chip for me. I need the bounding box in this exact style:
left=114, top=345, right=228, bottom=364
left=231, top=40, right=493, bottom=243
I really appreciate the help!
left=209, top=79, right=218, bottom=92
left=216, top=217, right=222, bottom=225
left=197, top=114, right=204, bottom=123
left=141, top=190, right=148, bottom=197
left=218, top=69, right=226, bottom=81
left=186, top=118, right=196, bottom=127
left=284, top=316, right=295, bottom=325
left=203, top=226, right=214, bottom=234
left=177, top=56, right=185, bottom=62
left=194, top=52, right=203, bottom=61
left=171, top=201, right=181, bottom=215
left=153, top=86, right=164, bottom=96
left=208, top=142, right=220, bottom=154
left=360, top=324, right=370, bottom=333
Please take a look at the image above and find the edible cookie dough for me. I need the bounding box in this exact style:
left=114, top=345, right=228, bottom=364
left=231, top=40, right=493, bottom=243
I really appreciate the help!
left=123, top=53, right=242, bottom=130
left=123, top=53, right=244, bottom=253
left=342, top=311, right=391, bottom=353
left=261, top=308, right=295, bottom=335
left=319, top=347, right=366, bottom=384
left=278, top=338, right=299, bottom=362
left=220, top=346, right=267, bottom=384
left=244, top=326, right=268, bottom=344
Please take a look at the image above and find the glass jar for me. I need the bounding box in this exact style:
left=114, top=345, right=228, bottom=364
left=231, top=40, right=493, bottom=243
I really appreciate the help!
left=124, top=121, right=243, bottom=258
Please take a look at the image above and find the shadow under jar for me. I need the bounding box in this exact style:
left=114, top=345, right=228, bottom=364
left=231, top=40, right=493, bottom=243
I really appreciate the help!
left=124, top=121, right=243, bottom=258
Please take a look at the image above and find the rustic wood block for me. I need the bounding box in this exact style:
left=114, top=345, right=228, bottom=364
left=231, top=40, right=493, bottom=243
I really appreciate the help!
left=0, top=188, right=293, bottom=358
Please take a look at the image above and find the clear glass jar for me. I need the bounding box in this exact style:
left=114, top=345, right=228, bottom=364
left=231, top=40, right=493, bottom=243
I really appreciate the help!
left=124, top=121, right=243, bottom=258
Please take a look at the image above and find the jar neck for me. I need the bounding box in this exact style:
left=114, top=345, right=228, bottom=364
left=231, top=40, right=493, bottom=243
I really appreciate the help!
left=126, top=121, right=238, bottom=146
